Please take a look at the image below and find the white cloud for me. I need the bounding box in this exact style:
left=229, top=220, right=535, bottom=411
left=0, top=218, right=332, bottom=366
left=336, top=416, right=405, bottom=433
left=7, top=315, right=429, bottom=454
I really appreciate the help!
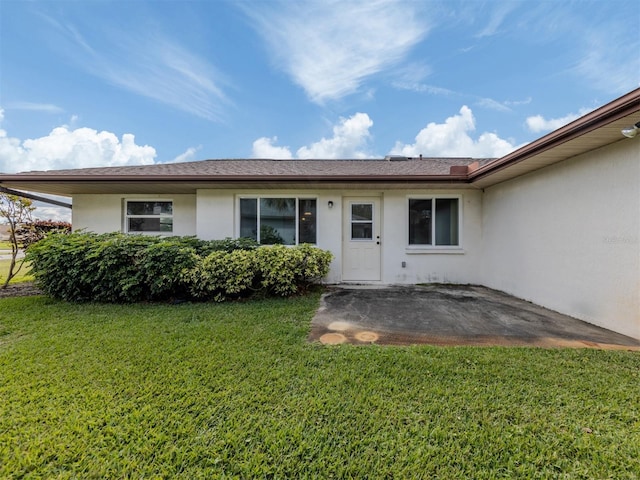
left=392, top=82, right=456, bottom=96
left=243, top=0, right=428, bottom=103
left=512, top=3, right=639, bottom=95
left=525, top=108, right=591, bottom=133
left=476, top=97, right=531, bottom=113
left=297, top=113, right=373, bottom=158
left=573, top=28, right=639, bottom=94
left=255, top=109, right=518, bottom=160
left=391, top=106, right=517, bottom=158
left=476, top=98, right=511, bottom=113
left=475, top=2, right=517, bottom=38
left=252, top=137, right=293, bottom=159
left=505, top=97, right=532, bottom=107
left=252, top=113, right=374, bottom=159
left=32, top=201, right=72, bottom=223
left=6, top=102, right=64, bottom=114
left=171, top=146, right=201, bottom=163
left=67, top=115, right=80, bottom=129
left=0, top=108, right=156, bottom=173
left=42, top=14, right=230, bottom=121
left=391, top=62, right=433, bottom=85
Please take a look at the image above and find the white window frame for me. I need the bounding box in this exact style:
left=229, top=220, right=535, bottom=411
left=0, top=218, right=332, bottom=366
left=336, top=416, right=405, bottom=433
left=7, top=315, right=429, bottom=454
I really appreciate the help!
left=236, top=195, right=318, bottom=245
left=124, top=199, right=174, bottom=235
left=406, top=194, right=463, bottom=254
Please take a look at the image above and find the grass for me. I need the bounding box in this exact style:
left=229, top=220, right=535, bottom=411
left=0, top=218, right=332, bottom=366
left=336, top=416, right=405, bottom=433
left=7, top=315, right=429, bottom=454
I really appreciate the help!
left=0, top=295, right=638, bottom=478
left=0, top=239, right=31, bottom=284
left=0, top=258, right=33, bottom=284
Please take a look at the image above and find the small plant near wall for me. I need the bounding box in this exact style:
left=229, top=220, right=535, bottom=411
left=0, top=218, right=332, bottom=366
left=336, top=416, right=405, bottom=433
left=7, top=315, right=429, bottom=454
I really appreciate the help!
left=259, top=225, right=285, bottom=245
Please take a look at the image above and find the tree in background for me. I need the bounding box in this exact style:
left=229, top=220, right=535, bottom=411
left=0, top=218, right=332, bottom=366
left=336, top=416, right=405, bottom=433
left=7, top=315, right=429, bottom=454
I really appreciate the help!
left=0, top=193, right=35, bottom=289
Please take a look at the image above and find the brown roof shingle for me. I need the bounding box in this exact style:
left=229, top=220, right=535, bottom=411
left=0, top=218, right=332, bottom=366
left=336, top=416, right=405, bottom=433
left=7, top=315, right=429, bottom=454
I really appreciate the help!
left=13, top=157, right=490, bottom=178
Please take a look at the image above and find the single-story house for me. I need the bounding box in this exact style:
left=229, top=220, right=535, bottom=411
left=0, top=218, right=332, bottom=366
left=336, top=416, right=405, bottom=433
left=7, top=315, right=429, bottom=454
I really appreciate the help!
left=1, top=89, right=639, bottom=339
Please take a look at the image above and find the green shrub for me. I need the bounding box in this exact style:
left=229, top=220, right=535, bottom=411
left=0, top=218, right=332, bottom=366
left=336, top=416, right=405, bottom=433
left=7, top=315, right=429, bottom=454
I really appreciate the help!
left=87, top=233, right=156, bottom=302
left=26, top=233, right=331, bottom=303
left=171, top=236, right=258, bottom=256
left=27, top=233, right=199, bottom=302
left=138, top=240, right=199, bottom=300
left=186, top=249, right=256, bottom=302
left=199, top=237, right=259, bottom=255
left=255, top=244, right=333, bottom=296
left=186, top=244, right=333, bottom=302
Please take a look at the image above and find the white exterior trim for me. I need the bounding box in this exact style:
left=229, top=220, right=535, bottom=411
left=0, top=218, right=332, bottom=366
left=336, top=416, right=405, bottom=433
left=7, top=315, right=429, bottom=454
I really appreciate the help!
left=405, top=193, right=463, bottom=250
left=235, top=194, right=319, bottom=245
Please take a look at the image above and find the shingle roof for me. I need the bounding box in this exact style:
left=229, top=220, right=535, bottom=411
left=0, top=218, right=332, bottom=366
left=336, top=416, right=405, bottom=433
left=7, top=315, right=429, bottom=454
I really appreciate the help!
left=14, top=157, right=490, bottom=177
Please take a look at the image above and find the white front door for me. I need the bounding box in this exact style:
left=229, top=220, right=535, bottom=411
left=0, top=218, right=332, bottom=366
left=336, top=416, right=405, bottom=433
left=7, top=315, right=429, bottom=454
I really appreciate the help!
left=342, top=197, right=381, bottom=281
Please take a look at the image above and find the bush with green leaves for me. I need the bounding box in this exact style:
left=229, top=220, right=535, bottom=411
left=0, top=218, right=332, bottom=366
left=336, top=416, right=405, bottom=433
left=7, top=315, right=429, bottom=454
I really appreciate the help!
left=255, top=244, right=334, bottom=296
left=161, top=236, right=258, bottom=256
left=26, top=233, right=196, bottom=302
left=26, top=232, right=331, bottom=303
left=186, top=244, right=333, bottom=302
left=26, top=231, right=98, bottom=301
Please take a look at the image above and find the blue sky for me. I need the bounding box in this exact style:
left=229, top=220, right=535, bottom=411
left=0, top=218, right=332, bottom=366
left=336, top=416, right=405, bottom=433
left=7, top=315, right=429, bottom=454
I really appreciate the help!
left=0, top=0, right=639, bottom=219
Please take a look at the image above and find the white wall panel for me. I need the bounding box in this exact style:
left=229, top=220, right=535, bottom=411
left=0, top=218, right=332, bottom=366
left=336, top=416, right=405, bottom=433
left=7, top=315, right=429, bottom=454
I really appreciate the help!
left=482, top=140, right=640, bottom=339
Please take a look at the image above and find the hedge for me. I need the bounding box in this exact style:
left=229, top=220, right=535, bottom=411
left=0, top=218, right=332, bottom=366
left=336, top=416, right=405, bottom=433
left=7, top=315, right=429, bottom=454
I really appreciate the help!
left=25, top=232, right=332, bottom=303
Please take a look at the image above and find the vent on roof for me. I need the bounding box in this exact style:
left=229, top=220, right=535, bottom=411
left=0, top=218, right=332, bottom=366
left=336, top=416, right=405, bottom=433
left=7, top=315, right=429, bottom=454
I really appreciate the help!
left=384, top=155, right=408, bottom=161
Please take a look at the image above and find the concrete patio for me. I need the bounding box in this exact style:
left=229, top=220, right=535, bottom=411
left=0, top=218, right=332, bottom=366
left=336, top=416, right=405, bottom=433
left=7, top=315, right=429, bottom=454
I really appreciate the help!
left=309, top=285, right=640, bottom=349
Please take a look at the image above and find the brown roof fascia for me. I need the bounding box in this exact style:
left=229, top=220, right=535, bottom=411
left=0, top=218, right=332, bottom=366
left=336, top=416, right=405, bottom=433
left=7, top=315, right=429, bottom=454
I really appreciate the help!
left=469, top=88, right=640, bottom=182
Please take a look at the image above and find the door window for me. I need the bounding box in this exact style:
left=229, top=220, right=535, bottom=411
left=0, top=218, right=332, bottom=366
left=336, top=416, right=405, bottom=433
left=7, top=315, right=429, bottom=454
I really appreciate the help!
left=351, top=203, right=374, bottom=240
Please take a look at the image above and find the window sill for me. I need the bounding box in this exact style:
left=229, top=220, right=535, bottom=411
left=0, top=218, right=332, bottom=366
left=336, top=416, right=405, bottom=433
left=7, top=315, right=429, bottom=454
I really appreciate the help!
left=405, top=246, right=465, bottom=255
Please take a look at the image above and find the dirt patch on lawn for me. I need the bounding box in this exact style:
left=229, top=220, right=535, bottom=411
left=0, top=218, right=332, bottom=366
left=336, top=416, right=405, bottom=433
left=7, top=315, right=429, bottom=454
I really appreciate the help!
left=0, top=282, right=43, bottom=299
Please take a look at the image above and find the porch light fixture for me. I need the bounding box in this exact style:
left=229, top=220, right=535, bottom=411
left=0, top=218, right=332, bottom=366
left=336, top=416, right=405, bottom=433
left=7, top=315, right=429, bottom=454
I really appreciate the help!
left=328, top=201, right=334, bottom=209
left=621, top=121, right=640, bottom=138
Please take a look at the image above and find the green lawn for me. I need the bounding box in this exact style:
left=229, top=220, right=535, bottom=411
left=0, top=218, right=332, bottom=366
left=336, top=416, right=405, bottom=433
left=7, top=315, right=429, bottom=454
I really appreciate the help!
left=1, top=295, right=638, bottom=478
left=0, top=258, right=33, bottom=284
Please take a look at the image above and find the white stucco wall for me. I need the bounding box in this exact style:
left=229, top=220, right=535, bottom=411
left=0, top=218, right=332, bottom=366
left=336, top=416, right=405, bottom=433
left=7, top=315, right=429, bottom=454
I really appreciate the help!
left=195, top=188, right=482, bottom=285
left=72, top=194, right=197, bottom=236
left=481, top=139, right=640, bottom=339
left=196, top=189, right=345, bottom=284
left=196, top=189, right=235, bottom=239
left=381, top=190, right=484, bottom=285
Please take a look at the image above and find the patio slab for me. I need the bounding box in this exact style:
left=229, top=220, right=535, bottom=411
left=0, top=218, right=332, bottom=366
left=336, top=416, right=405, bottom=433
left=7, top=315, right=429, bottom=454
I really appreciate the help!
left=309, top=285, right=640, bottom=349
